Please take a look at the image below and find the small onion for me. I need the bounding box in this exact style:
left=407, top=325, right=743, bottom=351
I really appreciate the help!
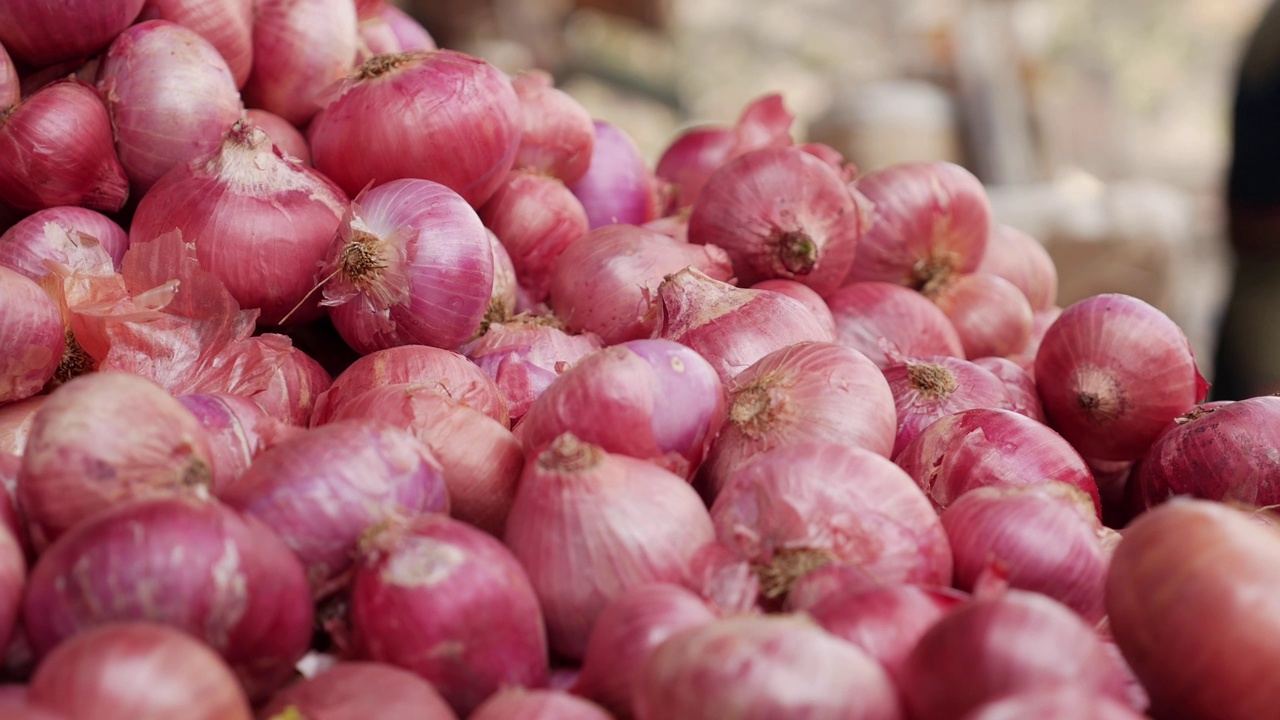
left=470, top=689, right=612, bottom=720
left=827, top=282, right=964, bottom=368
left=0, top=0, right=145, bottom=67
left=244, top=0, right=358, bottom=126
left=137, top=0, right=255, bottom=88
left=176, top=392, right=278, bottom=494
left=883, top=356, right=1015, bottom=458
left=357, top=4, right=438, bottom=62
left=749, top=279, right=837, bottom=338
left=960, top=687, right=1146, bottom=720
left=479, top=169, right=590, bottom=304
left=928, top=273, right=1032, bottom=360
left=511, top=70, right=595, bottom=184
left=972, top=355, right=1044, bottom=422
left=0, top=266, right=63, bottom=404
left=975, top=224, right=1058, bottom=311
left=568, top=120, right=661, bottom=229
left=0, top=396, right=42, bottom=456
left=257, top=662, right=458, bottom=720
left=0, top=207, right=129, bottom=277
left=244, top=108, right=311, bottom=164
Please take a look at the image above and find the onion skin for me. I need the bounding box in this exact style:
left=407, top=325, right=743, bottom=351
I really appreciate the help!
left=634, top=615, right=902, bottom=720
left=244, top=0, right=357, bottom=126
left=959, top=687, right=1146, bottom=720
left=0, top=0, right=146, bottom=67
left=350, top=514, right=549, bottom=717
left=249, top=342, right=331, bottom=426
left=0, top=43, right=14, bottom=109
left=357, top=4, right=438, bottom=62
left=683, top=540, right=762, bottom=616
left=1035, top=293, right=1207, bottom=461
left=257, top=662, right=459, bottom=720
left=928, top=273, right=1033, bottom=360
left=975, top=224, right=1058, bottom=311
left=243, top=108, right=310, bottom=164
left=479, top=170, right=590, bottom=304
left=827, top=282, right=965, bottom=368
left=0, top=266, right=63, bottom=404
left=176, top=392, right=275, bottom=495
left=1106, top=499, right=1280, bottom=720
left=27, top=622, right=252, bottom=720
left=138, top=0, right=255, bottom=88
left=470, top=689, right=612, bottom=720
left=0, top=396, right=42, bottom=456
left=511, top=70, right=595, bottom=184
left=749, top=279, right=837, bottom=338
left=0, top=207, right=129, bottom=276
left=883, top=357, right=1015, bottom=458
left=972, top=355, right=1044, bottom=422
left=568, top=120, right=660, bottom=229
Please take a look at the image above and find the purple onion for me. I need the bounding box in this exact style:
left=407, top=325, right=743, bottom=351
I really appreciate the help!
left=0, top=207, right=129, bottom=277
left=462, top=317, right=604, bottom=422
left=568, top=120, right=658, bottom=229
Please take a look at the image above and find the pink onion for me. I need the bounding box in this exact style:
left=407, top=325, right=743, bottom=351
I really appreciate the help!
left=244, top=108, right=310, bottom=164
left=883, top=356, right=1015, bottom=457
left=511, top=70, right=595, bottom=184
left=710, top=443, right=951, bottom=605
left=485, top=228, right=519, bottom=324
left=928, top=273, right=1032, bottom=360
left=244, top=0, right=358, bottom=126
left=471, top=689, right=611, bottom=720
left=0, top=266, right=63, bottom=404
left=895, top=407, right=1102, bottom=514
left=0, top=396, right=42, bottom=456
left=1008, top=305, right=1062, bottom=376
left=0, top=694, right=63, bottom=720
left=27, top=623, right=252, bottom=720
left=258, top=662, right=458, bottom=720
left=17, top=372, right=214, bottom=547
left=0, top=80, right=129, bottom=212
left=782, top=562, right=884, bottom=612
left=249, top=341, right=331, bottom=426
left=847, top=161, right=991, bottom=290
left=699, top=342, right=896, bottom=499
left=1035, top=293, right=1208, bottom=461
left=0, top=452, right=20, bottom=537
left=683, top=540, right=762, bottom=615
left=309, top=50, right=520, bottom=206
left=357, top=4, right=437, bottom=62
left=976, top=224, right=1058, bottom=311
left=350, top=513, right=548, bottom=716
left=516, top=339, right=725, bottom=480
left=479, top=170, right=590, bottom=304
left=655, top=267, right=836, bottom=384
left=548, top=224, right=733, bottom=344
left=137, top=0, right=255, bottom=88
left=0, top=518, right=20, bottom=657
left=972, top=355, right=1044, bottom=422
left=176, top=392, right=277, bottom=494
left=461, top=316, right=603, bottom=422
left=827, top=282, right=964, bottom=368
left=568, top=120, right=660, bottom=229
left=0, top=42, right=18, bottom=108
left=505, top=434, right=715, bottom=659
left=960, top=687, right=1147, bottom=720
left=688, top=146, right=866, bottom=295
left=635, top=615, right=901, bottom=720
left=0, top=207, right=128, bottom=277
left=749, top=279, right=837, bottom=337
left=0, top=0, right=145, bottom=67
left=320, top=178, right=494, bottom=353
left=327, top=383, right=522, bottom=536
left=23, top=496, right=314, bottom=700
left=130, top=120, right=348, bottom=326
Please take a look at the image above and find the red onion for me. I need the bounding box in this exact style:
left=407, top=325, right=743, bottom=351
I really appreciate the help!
left=0, top=519, right=20, bottom=657
left=635, top=615, right=901, bottom=720
left=1035, top=293, right=1208, bottom=461
left=130, top=120, right=348, bottom=326
left=700, top=342, right=896, bottom=499
left=461, top=316, right=604, bottom=422
left=0, top=396, right=42, bottom=456
left=0, top=452, right=20, bottom=535
left=309, top=50, right=520, bottom=206
left=353, top=0, right=386, bottom=19
left=327, top=383, right=523, bottom=536
left=511, top=70, right=595, bottom=184
left=480, top=170, right=590, bottom=304
left=960, top=687, right=1147, bottom=720
left=249, top=340, right=331, bottom=425
left=244, top=0, right=358, bottom=126
left=176, top=392, right=277, bottom=494
left=710, top=443, right=951, bottom=605
left=1009, top=306, right=1062, bottom=376
left=0, top=266, right=63, bottom=404
left=847, top=161, right=991, bottom=290
left=27, top=623, right=252, bottom=720
left=827, top=282, right=964, bottom=368
left=17, top=372, right=214, bottom=546
left=883, top=356, right=1015, bottom=457
left=0, top=0, right=145, bottom=67
left=0, top=80, right=129, bottom=212
left=782, top=562, right=884, bottom=612
left=516, top=339, right=725, bottom=480
left=568, top=120, right=660, bottom=229
left=23, top=495, right=314, bottom=700
left=548, top=224, right=734, bottom=344
left=901, top=590, right=1134, bottom=720
left=137, top=0, right=254, bottom=88
left=258, top=662, right=458, bottom=720
left=976, top=224, right=1058, bottom=311
left=928, top=273, right=1032, bottom=360
left=505, top=434, right=715, bottom=659
left=0, top=42, right=17, bottom=108
left=320, top=178, right=494, bottom=353
left=688, top=146, right=866, bottom=295
left=655, top=267, right=836, bottom=384
left=749, top=278, right=837, bottom=337
left=471, top=689, right=611, bottom=720
left=312, top=344, right=508, bottom=427
left=357, top=4, right=438, bottom=62
left=895, top=407, right=1102, bottom=514
left=244, top=108, right=310, bottom=164
left=487, top=226, right=519, bottom=324
left=683, top=540, right=762, bottom=615
left=0, top=207, right=128, bottom=277
left=0, top=695, right=63, bottom=720
left=573, top=583, right=717, bottom=718
left=350, top=513, right=549, bottom=716
left=972, top=355, right=1044, bottom=422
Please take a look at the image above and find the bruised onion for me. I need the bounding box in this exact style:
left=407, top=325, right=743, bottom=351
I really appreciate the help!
left=257, top=662, right=458, bottom=720
left=479, top=170, right=590, bottom=304
left=471, top=689, right=611, bottom=720
left=883, top=356, right=1015, bottom=457
left=511, top=70, right=595, bottom=184
left=0, top=266, right=63, bottom=404
left=928, top=273, right=1032, bottom=360
left=827, top=282, right=964, bottom=368
left=244, top=0, right=358, bottom=126
left=0, top=207, right=129, bottom=277
left=568, top=120, right=660, bottom=229
left=0, top=0, right=145, bottom=67
left=976, top=224, right=1058, bottom=311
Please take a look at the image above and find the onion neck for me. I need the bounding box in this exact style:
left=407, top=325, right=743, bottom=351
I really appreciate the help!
left=538, top=432, right=603, bottom=474
left=754, top=547, right=838, bottom=601
left=730, top=383, right=782, bottom=438
left=908, top=362, right=958, bottom=399
left=354, top=51, right=419, bottom=80
left=54, top=329, right=92, bottom=385
left=912, top=253, right=960, bottom=296
left=1072, top=365, right=1125, bottom=423
left=775, top=230, right=817, bottom=276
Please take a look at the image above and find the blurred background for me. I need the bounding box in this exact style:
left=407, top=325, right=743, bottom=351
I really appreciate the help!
left=397, top=0, right=1272, bottom=377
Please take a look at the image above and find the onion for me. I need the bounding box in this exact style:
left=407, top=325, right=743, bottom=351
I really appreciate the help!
left=357, top=4, right=437, bottom=62
left=479, top=170, right=590, bottom=304
left=244, top=0, right=357, bottom=126
left=130, top=120, right=348, bottom=326
left=548, top=224, right=734, bottom=344
left=26, top=623, right=252, bottom=720
left=573, top=584, right=717, bottom=718
left=699, top=342, right=896, bottom=500
left=320, top=178, right=494, bottom=353
left=23, top=495, right=314, bottom=700
left=327, top=383, right=523, bottom=536
left=0, top=42, right=18, bottom=108
left=1106, top=499, right=1280, bottom=720
left=17, top=372, right=214, bottom=547
left=515, top=339, right=725, bottom=480
left=975, top=224, right=1058, bottom=311
left=782, top=562, right=884, bottom=612
left=0, top=80, right=129, bottom=212
left=0, top=207, right=128, bottom=277
left=0, top=452, right=20, bottom=536
left=0, top=519, right=20, bottom=657
left=511, top=70, right=595, bottom=184
left=0, top=0, right=145, bottom=67
left=960, top=687, right=1146, bottom=720
left=749, top=279, right=837, bottom=337
left=0, top=396, right=42, bottom=456
left=244, top=108, right=310, bottom=164
left=175, top=392, right=277, bottom=494
left=309, top=50, right=521, bottom=207
left=683, top=540, right=762, bottom=615
left=568, top=120, right=660, bottom=229
left=928, top=273, right=1032, bottom=360
left=1035, top=293, right=1208, bottom=461
left=972, top=355, right=1044, bottom=422
left=655, top=267, right=836, bottom=384
left=710, top=443, right=951, bottom=605
left=485, top=228, right=519, bottom=325
left=471, top=689, right=611, bottom=720
left=505, top=434, right=715, bottom=659
left=635, top=615, right=901, bottom=720
left=461, top=316, right=603, bottom=422
left=137, top=0, right=254, bottom=88
left=827, top=282, right=964, bottom=368
left=883, top=356, right=1015, bottom=457
left=0, top=695, right=63, bottom=720
left=1008, top=306, right=1062, bottom=377
left=350, top=513, right=549, bottom=716
left=258, top=662, right=458, bottom=720
left=249, top=341, right=331, bottom=426
left=688, top=146, right=866, bottom=295
left=0, top=266, right=63, bottom=404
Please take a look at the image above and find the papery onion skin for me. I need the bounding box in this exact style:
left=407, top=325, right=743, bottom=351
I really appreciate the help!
left=827, top=282, right=965, bottom=368
left=683, top=540, right=762, bottom=616
left=479, top=170, right=590, bottom=304
left=176, top=392, right=275, bottom=495
left=929, top=273, right=1032, bottom=360
left=959, top=687, right=1146, bottom=720
left=471, top=689, right=612, bottom=720
left=250, top=341, right=332, bottom=426
left=972, top=355, right=1044, bottom=422
left=0, top=207, right=129, bottom=276
left=350, top=513, right=549, bottom=717
left=0, top=266, right=63, bottom=404
left=244, top=108, right=310, bottom=164
left=976, top=224, right=1058, bottom=311
left=511, top=70, right=595, bottom=184
left=569, top=120, right=660, bottom=229
left=0, top=0, right=146, bottom=67
left=244, top=0, right=358, bottom=127
left=257, top=661, right=459, bottom=720
left=309, top=50, right=521, bottom=207
left=749, top=279, right=838, bottom=338
left=1034, top=293, right=1207, bottom=461
left=0, top=396, right=42, bottom=456
left=138, top=0, right=255, bottom=88
left=883, top=356, right=1015, bottom=458
left=634, top=615, right=902, bottom=720
left=27, top=622, right=252, bottom=720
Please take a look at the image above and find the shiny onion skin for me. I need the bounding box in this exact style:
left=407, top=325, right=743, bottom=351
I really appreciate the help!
left=244, top=108, right=310, bottom=164
left=0, top=207, right=129, bottom=276
left=470, top=689, right=612, bottom=720
left=244, top=0, right=358, bottom=126
left=928, top=273, right=1033, bottom=360
left=0, top=266, right=63, bottom=404
left=0, top=80, right=129, bottom=213
left=479, top=170, right=590, bottom=304
left=1034, top=293, right=1207, bottom=461
left=0, top=0, right=146, bottom=67
left=975, top=224, right=1058, bottom=311
left=883, top=356, right=1016, bottom=458
left=350, top=514, right=549, bottom=716
left=137, top=0, right=255, bottom=88
left=23, top=496, right=314, bottom=701
left=176, top=392, right=277, bottom=495
left=511, top=70, right=595, bottom=184
left=750, top=279, right=837, bottom=337
left=972, top=355, right=1045, bottom=422
left=959, top=687, right=1146, bottom=720
left=1106, top=499, right=1280, bottom=720
left=634, top=615, right=902, bottom=720
left=309, top=50, right=521, bottom=207
left=568, top=120, right=660, bottom=229
left=257, top=662, right=459, bottom=720
left=249, top=342, right=332, bottom=426
left=27, top=623, right=252, bottom=720
left=827, top=282, right=965, bottom=368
